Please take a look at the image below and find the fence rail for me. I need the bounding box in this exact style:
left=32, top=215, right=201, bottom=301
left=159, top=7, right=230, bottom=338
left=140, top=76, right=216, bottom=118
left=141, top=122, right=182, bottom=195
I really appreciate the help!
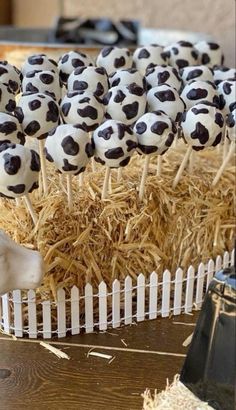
left=0, top=249, right=234, bottom=339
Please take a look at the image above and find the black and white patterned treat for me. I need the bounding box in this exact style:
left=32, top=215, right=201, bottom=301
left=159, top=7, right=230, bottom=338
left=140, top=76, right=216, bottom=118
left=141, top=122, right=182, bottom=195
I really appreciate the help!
left=145, top=65, right=182, bottom=91
left=15, top=93, right=60, bottom=139
left=180, top=80, right=219, bottom=110
left=0, top=83, right=16, bottom=113
left=109, top=68, right=146, bottom=89
left=217, top=80, right=236, bottom=115
left=147, top=84, right=185, bottom=122
left=67, top=66, right=109, bottom=98
left=103, top=84, right=146, bottom=125
left=179, top=65, right=214, bottom=85
left=213, top=66, right=236, bottom=86
left=22, top=70, right=62, bottom=102
left=58, top=51, right=93, bottom=85
left=181, top=102, right=224, bottom=150
left=226, top=109, right=236, bottom=142
left=133, top=45, right=167, bottom=75
left=61, top=91, right=104, bottom=131
left=21, top=54, right=58, bottom=77
left=0, top=61, right=22, bottom=95
left=164, top=41, right=199, bottom=69
left=92, top=119, right=137, bottom=168
left=45, top=124, right=94, bottom=175
left=134, top=111, right=177, bottom=155
left=0, top=142, right=40, bottom=198
left=96, top=47, right=132, bottom=75
left=0, top=113, right=25, bottom=146
left=194, top=41, right=224, bottom=67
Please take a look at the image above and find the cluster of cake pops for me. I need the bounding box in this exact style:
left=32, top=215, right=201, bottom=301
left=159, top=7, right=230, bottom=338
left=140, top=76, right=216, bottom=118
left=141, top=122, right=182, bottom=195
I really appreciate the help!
left=0, top=40, right=235, bottom=223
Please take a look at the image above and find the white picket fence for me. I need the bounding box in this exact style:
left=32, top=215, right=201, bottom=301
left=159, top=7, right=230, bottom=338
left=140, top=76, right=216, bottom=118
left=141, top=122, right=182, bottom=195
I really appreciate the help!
left=0, top=250, right=234, bottom=339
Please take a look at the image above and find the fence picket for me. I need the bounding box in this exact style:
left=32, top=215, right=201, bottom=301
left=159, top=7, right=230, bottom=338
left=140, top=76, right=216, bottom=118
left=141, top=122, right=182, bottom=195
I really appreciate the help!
left=2, top=293, right=10, bottom=334
left=0, top=297, right=2, bottom=327
left=206, top=259, right=215, bottom=289
left=124, top=276, right=132, bottom=325
left=161, top=270, right=171, bottom=317
left=215, top=255, right=222, bottom=273
left=173, top=268, right=183, bottom=315
left=149, top=272, right=158, bottom=320
left=28, top=290, right=37, bottom=339
left=230, top=249, right=235, bottom=267
left=12, top=290, right=23, bottom=337
left=85, top=283, right=93, bottom=333
left=57, top=288, right=66, bottom=338
left=185, top=266, right=195, bottom=313
left=42, top=301, right=51, bottom=339
left=137, top=274, right=145, bottom=322
left=195, top=263, right=205, bottom=309
left=112, top=279, right=120, bottom=328
left=99, top=282, right=107, bottom=331
left=71, top=286, right=80, bottom=335
left=223, top=251, right=230, bottom=268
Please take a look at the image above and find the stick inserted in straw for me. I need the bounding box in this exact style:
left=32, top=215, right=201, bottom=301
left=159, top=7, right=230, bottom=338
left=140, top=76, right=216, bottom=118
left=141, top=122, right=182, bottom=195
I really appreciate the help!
left=67, top=174, right=73, bottom=211
left=156, top=156, right=162, bottom=177
left=173, top=146, right=192, bottom=189
left=212, top=141, right=235, bottom=187
left=139, top=156, right=150, bottom=201
left=222, top=135, right=229, bottom=161
left=38, top=139, right=48, bottom=194
left=102, top=167, right=111, bottom=200
left=24, top=194, right=38, bottom=226
left=117, top=168, right=122, bottom=182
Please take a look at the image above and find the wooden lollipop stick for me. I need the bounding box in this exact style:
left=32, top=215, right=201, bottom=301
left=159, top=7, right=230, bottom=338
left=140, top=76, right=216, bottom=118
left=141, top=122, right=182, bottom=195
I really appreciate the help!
left=38, top=139, right=48, bottom=194
left=67, top=174, right=73, bottom=211
left=78, top=173, right=83, bottom=187
left=102, top=167, right=111, bottom=200
left=139, top=155, right=150, bottom=201
left=188, top=150, right=195, bottom=173
left=117, top=168, right=122, bottom=182
left=222, top=135, right=229, bottom=161
left=91, top=157, right=96, bottom=172
left=24, top=194, right=38, bottom=226
left=173, top=146, right=192, bottom=189
left=212, top=141, right=235, bottom=187
left=156, top=156, right=162, bottom=177
left=15, top=198, right=21, bottom=206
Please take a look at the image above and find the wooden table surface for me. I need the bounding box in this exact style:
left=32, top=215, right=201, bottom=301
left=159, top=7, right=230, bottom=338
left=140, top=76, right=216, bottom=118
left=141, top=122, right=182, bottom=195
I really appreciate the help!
left=0, top=313, right=198, bottom=410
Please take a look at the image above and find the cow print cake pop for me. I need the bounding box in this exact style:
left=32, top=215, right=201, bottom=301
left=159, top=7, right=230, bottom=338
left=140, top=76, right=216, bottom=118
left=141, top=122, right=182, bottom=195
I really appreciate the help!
left=21, top=54, right=58, bottom=77
left=213, top=66, right=236, bottom=86
left=45, top=124, right=94, bottom=175
left=0, top=112, right=25, bottom=146
left=61, top=91, right=104, bottom=131
left=180, top=80, right=219, bottom=110
left=58, top=50, right=94, bottom=85
left=0, top=142, right=40, bottom=198
left=22, top=70, right=62, bottom=102
left=134, top=111, right=177, bottom=155
left=67, top=66, right=109, bottom=98
left=217, top=80, right=236, bottom=115
left=103, top=84, right=146, bottom=125
left=179, top=65, right=214, bottom=85
left=0, top=61, right=22, bottom=95
left=147, top=84, right=185, bottom=122
left=133, top=45, right=167, bottom=75
left=0, top=83, right=16, bottom=113
left=194, top=41, right=224, bottom=67
left=96, top=47, right=132, bottom=75
left=15, top=93, right=60, bottom=139
left=145, top=65, right=182, bottom=92
left=109, top=68, right=146, bottom=89
left=164, top=40, right=199, bottom=69
left=181, top=101, right=224, bottom=150
left=226, top=109, right=236, bottom=142
left=92, top=119, right=137, bottom=168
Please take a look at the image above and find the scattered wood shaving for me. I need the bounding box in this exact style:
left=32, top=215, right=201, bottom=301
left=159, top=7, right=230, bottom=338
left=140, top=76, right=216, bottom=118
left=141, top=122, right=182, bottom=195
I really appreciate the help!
left=108, top=356, right=116, bottom=364
left=0, top=328, right=17, bottom=340
left=88, top=351, right=113, bottom=360
left=121, top=338, right=128, bottom=347
left=173, top=322, right=196, bottom=326
left=40, top=341, right=70, bottom=359
left=182, top=333, right=194, bottom=347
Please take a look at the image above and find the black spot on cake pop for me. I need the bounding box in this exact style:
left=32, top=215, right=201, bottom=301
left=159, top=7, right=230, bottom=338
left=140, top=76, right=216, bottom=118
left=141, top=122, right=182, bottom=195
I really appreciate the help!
left=105, top=147, right=124, bottom=159
left=0, top=121, right=17, bottom=135
left=114, top=57, right=126, bottom=68
left=98, top=126, right=113, bottom=140
left=151, top=121, right=169, bottom=135
left=61, top=136, right=79, bottom=155
left=154, top=89, right=175, bottom=102
left=135, top=121, right=147, bottom=134
left=30, top=149, right=40, bottom=171
left=44, top=147, right=54, bottom=162
left=215, top=112, right=224, bottom=127
left=119, top=157, right=130, bottom=167
left=191, top=121, right=209, bottom=144
left=122, top=101, right=139, bottom=120
left=73, top=81, right=88, bottom=91
left=25, top=120, right=40, bottom=136
left=62, top=158, right=78, bottom=172
left=85, top=142, right=94, bottom=158
left=7, top=184, right=25, bottom=194
left=102, top=47, right=113, bottom=57
left=114, top=90, right=126, bottom=103
left=186, top=88, right=208, bottom=100
left=3, top=153, right=21, bottom=175
left=77, top=106, right=98, bottom=120
left=126, top=139, right=137, bottom=152
left=138, top=49, right=150, bottom=59
left=192, top=107, right=209, bottom=115
left=29, top=99, right=41, bottom=111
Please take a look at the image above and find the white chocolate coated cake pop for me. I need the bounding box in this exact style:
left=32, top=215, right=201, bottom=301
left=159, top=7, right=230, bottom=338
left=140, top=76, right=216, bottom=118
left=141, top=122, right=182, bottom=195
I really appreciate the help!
left=0, top=61, right=22, bottom=95
left=194, top=41, right=224, bottom=67
left=226, top=109, right=236, bottom=142
left=103, top=84, right=146, bottom=125
left=180, top=80, right=219, bottom=110
left=0, top=113, right=25, bottom=146
left=15, top=92, right=60, bottom=139
left=147, top=84, right=185, bottom=122
left=92, top=119, right=137, bottom=168
left=96, top=47, right=132, bottom=75
left=145, top=65, right=182, bottom=92
left=58, top=50, right=94, bottom=85
left=0, top=142, right=40, bottom=198
left=60, top=91, right=104, bottom=131
left=133, top=45, right=167, bottom=75
left=164, top=40, right=199, bottom=70
left=45, top=124, right=94, bottom=175
left=213, top=66, right=236, bottom=86
left=179, top=65, right=214, bottom=85
left=134, top=111, right=177, bottom=155
left=0, top=83, right=16, bottom=113
left=217, top=80, right=236, bottom=115
left=109, top=68, right=146, bottom=89
left=22, top=70, right=62, bottom=102
left=67, top=66, right=109, bottom=98
left=181, top=101, right=224, bottom=150
left=21, top=54, right=58, bottom=76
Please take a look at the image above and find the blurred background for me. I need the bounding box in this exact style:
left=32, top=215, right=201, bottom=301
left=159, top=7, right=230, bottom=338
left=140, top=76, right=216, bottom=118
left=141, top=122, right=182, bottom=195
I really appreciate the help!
left=0, top=0, right=235, bottom=66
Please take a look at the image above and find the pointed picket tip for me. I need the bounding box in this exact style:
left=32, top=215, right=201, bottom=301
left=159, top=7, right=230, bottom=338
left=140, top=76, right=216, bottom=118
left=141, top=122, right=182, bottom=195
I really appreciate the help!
left=163, top=269, right=171, bottom=281
left=137, top=273, right=145, bottom=285
left=125, top=275, right=132, bottom=286
left=85, top=282, right=93, bottom=293
left=27, top=289, right=36, bottom=301
left=99, top=281, right=107, bottom=293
